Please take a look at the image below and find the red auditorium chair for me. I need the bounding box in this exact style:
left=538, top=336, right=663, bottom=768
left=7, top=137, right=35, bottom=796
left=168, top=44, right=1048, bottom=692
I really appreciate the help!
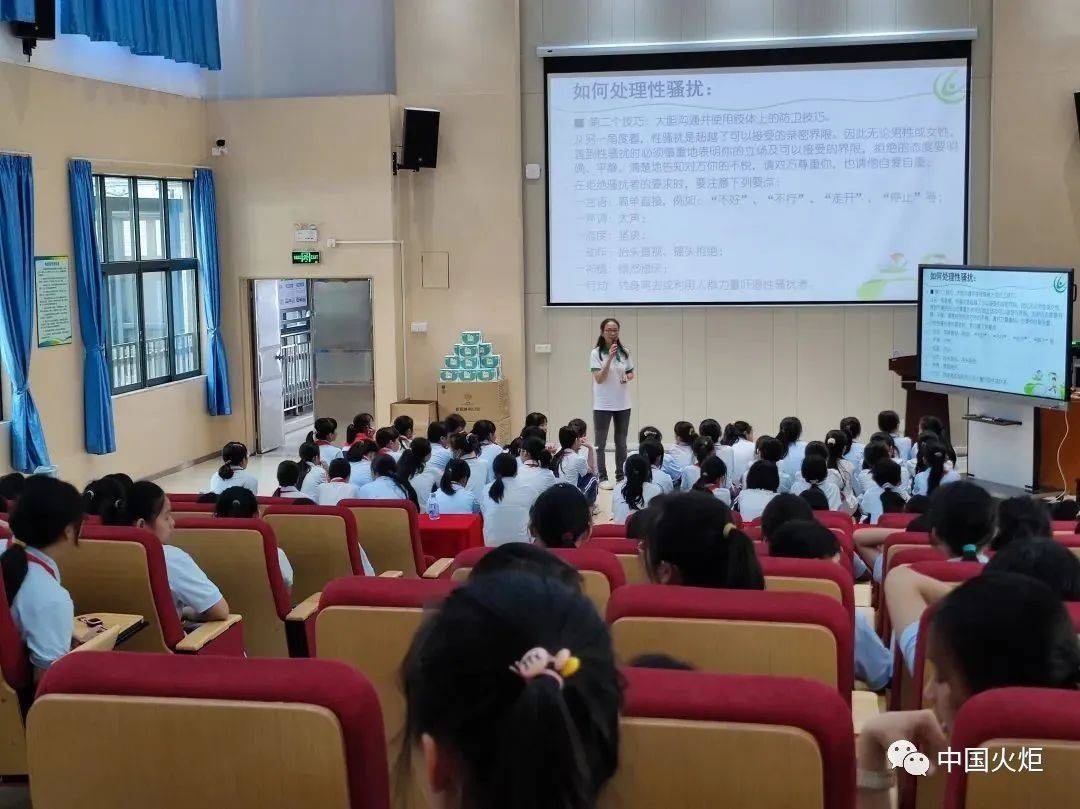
left=877, top=546, right=950, bottom=639
left=172, top=517, right=305, bottom=657
left=813, top=510, right=854, bottom=538
left=58, top=525, right=244, bottom=657
left=606, top=584, right=853, bottom=702
left=339, top=499, right=439, bottom=577
left=603, top=668, right=854, bottom=809
left=592, top=523, right=627, bottom=538
left=878, top=512, right=920, bottom=529
left=168, top=501, right=217, bottom=519
left=758, top=556, right=855, bottom=618
left=314, top=576, right=455, bottom=806
left=262, top=505, right=366, bottom=603
left=945, top=688, right=1080, bottom=809
left=448, top=546, right=626, bottom=614
left=584, top=536, right=643, bottom=584
left=26, top=652, right=390, bottom=809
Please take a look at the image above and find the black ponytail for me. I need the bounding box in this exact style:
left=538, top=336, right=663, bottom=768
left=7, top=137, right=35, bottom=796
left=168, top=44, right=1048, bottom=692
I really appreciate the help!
left=925, top=440, right=949, bottom=494
left=440, top=459, right=472, bottom=497
left=311, top=417, right=336, bottom=443
left=824, top=430, right=847, bottom=471
left=372, top=454, right=418, bottom=507
left=82, top=477, right=124, bottom=517
left=871, top=459, right=905, bottom=515
left=777, top=417, right=803, bottom=451
left=644, top=492, right=764, bottom=589
left=523, top=437, right=549, bottom=469
left=673, top=421, right=696, bottom=446
left=346, top=439, right=378, bottom=463
left=297, top=441, right=320, bottom=488
left=622, top=455, right=651, bottom=510
left=219, top=441, right=248, bottom=480
left=213, top=486, right=258, bottom=519
left=452, top=432, right=481, bottom=458
left=839, top=416, right=861, bottom=442
left=691, top=436, right=715, bottom=464
left=398, top=438, right=432, bottom=480
left=692, top=456, right=727, bottom=491
left=101, top=481, right=166, bottom=527
left=488, top=453, right=517, bottom=503
left=551, top=426, right=578, bottom=476
left=4, top=477, right=83, bottom=604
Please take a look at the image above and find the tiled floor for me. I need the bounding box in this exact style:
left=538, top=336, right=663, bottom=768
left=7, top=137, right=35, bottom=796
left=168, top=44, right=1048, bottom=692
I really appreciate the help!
left=153, top=427, right=619, bottom=524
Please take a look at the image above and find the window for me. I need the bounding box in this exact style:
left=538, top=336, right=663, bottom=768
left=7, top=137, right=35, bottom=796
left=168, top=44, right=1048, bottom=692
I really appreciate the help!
left=93, top=175, right=201, bottom=393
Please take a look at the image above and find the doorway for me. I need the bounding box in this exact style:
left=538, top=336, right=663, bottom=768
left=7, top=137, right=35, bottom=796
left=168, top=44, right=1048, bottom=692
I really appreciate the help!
left=250, top=279, right=375, bottom=454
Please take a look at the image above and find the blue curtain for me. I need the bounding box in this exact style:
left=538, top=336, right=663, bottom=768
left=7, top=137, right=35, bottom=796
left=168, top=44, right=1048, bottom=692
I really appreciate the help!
left=68, top=160, right=116, bottom=455
left=62, top=0, right=221, bottom=70
left=0, top=0, right=35, bottom=22
left=193, top=169, right=231, bottom=416
left=0, top=156, right=50, bottom=472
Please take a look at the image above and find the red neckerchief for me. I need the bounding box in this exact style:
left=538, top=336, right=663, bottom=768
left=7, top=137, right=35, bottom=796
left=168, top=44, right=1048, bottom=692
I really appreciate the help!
left=315, top=440, right=333, bottom=446
left=26, top=553, right=56, bottom=580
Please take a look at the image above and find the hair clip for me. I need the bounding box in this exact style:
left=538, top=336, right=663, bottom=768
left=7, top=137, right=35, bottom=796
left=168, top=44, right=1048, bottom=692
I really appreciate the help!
left=723, top=523, right=736, bottom=537
left=510, top=647, right=581, bottom=689
left=962, top=543, right=978, bottom=555
left=85, top=490, right=95, bottom=500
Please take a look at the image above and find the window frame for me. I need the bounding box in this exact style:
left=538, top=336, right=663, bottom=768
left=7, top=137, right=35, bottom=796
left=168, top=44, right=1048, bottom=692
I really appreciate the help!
left=94, top=174, right=202, bottom=395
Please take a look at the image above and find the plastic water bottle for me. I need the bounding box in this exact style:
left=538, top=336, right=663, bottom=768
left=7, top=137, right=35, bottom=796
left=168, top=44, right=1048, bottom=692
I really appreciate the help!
left=428, top=495, right=440, bottom=521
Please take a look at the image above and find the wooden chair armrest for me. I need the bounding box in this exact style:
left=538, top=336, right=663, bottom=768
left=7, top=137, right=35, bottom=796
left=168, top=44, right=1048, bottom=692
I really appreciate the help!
left=175, top=615, right=243, bottom=652
left=285, top=592, right=321, bottom=622
left=70, top=625, right=121, bottom=654
left=378, top=570, right=404, bottom=578
left=422, top=558, right=454, bottom=579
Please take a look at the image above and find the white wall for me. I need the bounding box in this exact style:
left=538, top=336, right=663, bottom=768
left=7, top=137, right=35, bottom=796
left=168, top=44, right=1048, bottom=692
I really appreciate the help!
left=522, top=0, right=990, bottom=444
left=205, top=0, right=395, bottom=99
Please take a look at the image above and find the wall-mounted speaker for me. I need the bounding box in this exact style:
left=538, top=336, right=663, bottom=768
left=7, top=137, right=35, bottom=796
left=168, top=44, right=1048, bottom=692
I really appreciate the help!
left=9, top=0, right=56, bottom=59
left=399, top=107, right=440, bottom=172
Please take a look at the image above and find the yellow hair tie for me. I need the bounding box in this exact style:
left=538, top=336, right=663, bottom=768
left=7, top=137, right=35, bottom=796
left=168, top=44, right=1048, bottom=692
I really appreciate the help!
left=723, top=523, right=736, bottom=537
left=10, top=538, right=26, bottom=548
left=560, top=655, right=581, bottom=679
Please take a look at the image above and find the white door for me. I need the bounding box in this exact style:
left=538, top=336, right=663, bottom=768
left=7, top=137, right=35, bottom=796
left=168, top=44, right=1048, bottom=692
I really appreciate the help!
left=253, top=280, right=285, bottom=453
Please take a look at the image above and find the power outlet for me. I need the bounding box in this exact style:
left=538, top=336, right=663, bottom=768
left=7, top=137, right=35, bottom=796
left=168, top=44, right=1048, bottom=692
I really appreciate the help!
left=535, top=343, right=552, bottom=354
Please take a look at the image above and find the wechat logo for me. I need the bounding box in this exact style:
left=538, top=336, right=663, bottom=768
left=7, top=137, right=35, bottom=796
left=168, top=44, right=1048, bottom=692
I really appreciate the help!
left=933, top=71, right=965, bottom=104
left=1053, top=277, right=1068, bottom=294
left=888, top=740, right=931, bottom=777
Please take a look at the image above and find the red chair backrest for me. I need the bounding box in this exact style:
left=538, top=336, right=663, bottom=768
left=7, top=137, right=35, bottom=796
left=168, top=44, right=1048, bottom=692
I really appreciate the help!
left=166, top=493, right=202, bottom=502
left=620, top=668, right=855, bottom=809
left=584, top=537, right=639, bottom=556
left=758, top=556, right=855, bottom=618
left=812, top=511, right=853, bottom=537
left=319, top=575, right=456, bottom=611
left=878, top=512, right=919, bottom=529
left=592, top=523, right=627, bottom=538
left=263, top=504, right=364, bottom=574
left=1052, top=521, right=1077, bottom=532
left=36, top=652, right=391, bottom=809
left=339, top=499, right=426, bottom=577
left=450, top=546, right=626, bottom=590
left=0, top=571, right=31, bottom=694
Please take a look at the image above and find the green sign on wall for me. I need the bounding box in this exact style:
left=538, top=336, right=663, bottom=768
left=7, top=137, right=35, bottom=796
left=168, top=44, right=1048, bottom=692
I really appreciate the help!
left=291, top=251, right=321, bottom=265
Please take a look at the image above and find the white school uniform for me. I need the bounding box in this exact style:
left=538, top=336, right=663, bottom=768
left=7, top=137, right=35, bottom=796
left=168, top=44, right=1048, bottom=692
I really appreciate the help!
left=789, top=478, right=843, bottom=511
left=589, top=346, right=634, bottom=412
left=556, top=451, right=590, bottom=484
left=409, top=469, right=440, bottom=513
left=730, top=439, right=755, bottom=485
left=208, top=466, right=259, bottom=496
left=277, top=548, right=295, bottom=589
left=699, top=484, right=732, bottom=505
left=518, top=462, right=557, bottom=496
left=740, top=467, right=793, bottom=495
left=315, top=442, right=344, bottom=466
left=854, top=463, right=912, bottom=498
left=318, top=479, right=362, bottom=506
left=356, top=476, right=411, bottom=501
left=429, top=443, right=453, bottom=473
left=0, top=541, right=73, bottom=670
left=843, top=442, right=865, bottom=472
left=434, top=484, right=478, bottom=515
left=272, top=486, right=308, bottom=501
left=734, top=488, right=777, bottom=522
left=778, top=442, right=808, bottom=481
left=858, top=484, right=910, bottom=525
left=855, top=611, right=892, bottom=691
left=479, top=441, right=503, bottom=468
left=665, top=443, right=695, bottom=476
left=163, top=545, right=224, bottom=617
left=679, top=464, right=702, bottom=491
left=890, top=433, right=913, bottom=463
left=481, top=477, right=540, bottom=546
left=349, top=459, right=374, bottom=489
left=463, top=457, right=492, bottom=497
left=299, top=465, right=327, bottom=500
left=912, top=468, right=962, bottom=497
left=651, top=466, right=675, bottom=493
left=612, top=480, right=662, bottom=524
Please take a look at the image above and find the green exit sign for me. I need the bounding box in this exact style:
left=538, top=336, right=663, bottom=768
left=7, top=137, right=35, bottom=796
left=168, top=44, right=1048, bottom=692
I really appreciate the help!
left=291, top=251, right=321, bottom=265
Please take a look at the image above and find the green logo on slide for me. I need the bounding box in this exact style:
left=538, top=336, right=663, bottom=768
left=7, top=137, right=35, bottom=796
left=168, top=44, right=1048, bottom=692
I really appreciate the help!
left=856, top=252, right=921, bottom=301
left=1053, top=277, right=1068, bottom=294
left=933, top=71, right=965, bottom=104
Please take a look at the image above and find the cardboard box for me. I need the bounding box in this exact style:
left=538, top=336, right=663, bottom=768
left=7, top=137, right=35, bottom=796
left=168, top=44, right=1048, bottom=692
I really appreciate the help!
left=437, top=379, right=511, bottom=433
left=390, top=398, right=439, bottom=427
left=493, top=416, right=513, bottom=445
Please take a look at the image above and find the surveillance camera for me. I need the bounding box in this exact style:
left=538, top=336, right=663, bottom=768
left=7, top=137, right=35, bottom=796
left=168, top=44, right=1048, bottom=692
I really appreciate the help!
left=215, top=138, right=226, bottom=148
left=211, top=138, right=229, bottom=157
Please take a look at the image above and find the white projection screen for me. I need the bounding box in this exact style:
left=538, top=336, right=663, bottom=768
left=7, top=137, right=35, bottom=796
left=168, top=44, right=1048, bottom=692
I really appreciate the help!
left=544, top=42, right=972, bottom=306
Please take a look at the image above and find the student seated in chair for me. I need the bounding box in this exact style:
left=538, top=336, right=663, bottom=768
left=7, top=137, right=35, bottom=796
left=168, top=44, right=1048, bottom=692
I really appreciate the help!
left=214, top=487, right=294, bottom=591
left=103, top=481, right=230, bottom=623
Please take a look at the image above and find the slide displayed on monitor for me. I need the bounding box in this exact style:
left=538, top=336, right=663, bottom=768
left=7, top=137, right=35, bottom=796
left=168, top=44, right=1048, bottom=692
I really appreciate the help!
left=545, top=47, right=970, bottom=305
left=918, top=265, right=1073, bottom=404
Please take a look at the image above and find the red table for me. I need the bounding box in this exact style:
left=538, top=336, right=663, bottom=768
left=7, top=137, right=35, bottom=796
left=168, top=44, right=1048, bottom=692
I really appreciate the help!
left=418, top=513, right=484, bottom=559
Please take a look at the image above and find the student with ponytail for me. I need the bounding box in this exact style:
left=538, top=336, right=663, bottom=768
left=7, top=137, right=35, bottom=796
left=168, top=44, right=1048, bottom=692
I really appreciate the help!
left=677, top=436, right=716, bottom=492
left=398, top=438, right=438, bottom=513
left=272, top=461, right=314, bottom=503
left=481, top=454, right=538, bottom=546
left=698, top=419, right=722, bottom=445
left=518, top=437, right=556, bottom=495
left=912, top=439, right=960, bottom=496
left=824, top=428, right=856, bottom=503
left=399, top=570, right=620, bottom=809
left=642, top=491, right=764, bottom=589
left=612, top=455, right=661, bottom=524
left=735, top=460, right=781, bottom=521
left=792, top=455, right=842, bottom=511
left=375, top=427, right=402, bottom=459
left=551, top=426, right=597, bottom=505
left=427, top=421, right=453, bottom=472
left=297, top=441, right=328, bottom=500
left=82, top=477, right=125, bottom=517
left=393, top=415, right=415, bottom=451
left=639, top=441, right=674, bottom=493
left=858, top=460, right=908, bottom=525
left=741, top=435, right=793, bottom=494
left=435, top=460, right=479, bottom=515
left=0, top=476, right=86, bottom=672
left=307, top=418, right=344, bottom=465
left=102, top=481, right=229, bottom=622
left=529, top=484, right=591, bottom=548
left=691, top=456, right=731, bottom=505
left=726, top=420, right=756, bottom=484
left=346, top=440, right=379, bottom=489
left=452, top=433, right=492, bottom=500
left=214, top=487, right=295, bottom=590
left=840, top=416, right=864, bottom=470
left=472, top=420, right=503, bottom=467
left=877, top=409, right=912, bottom=461
left=345, top=413, right=375, bottom=447
left=667, top=421, right=697, bottom=472
left=776, top=416, right=807, bottom=480
left=208, top=441, right=258, bottom=495
left=357, top=454, right=419, bottom=508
